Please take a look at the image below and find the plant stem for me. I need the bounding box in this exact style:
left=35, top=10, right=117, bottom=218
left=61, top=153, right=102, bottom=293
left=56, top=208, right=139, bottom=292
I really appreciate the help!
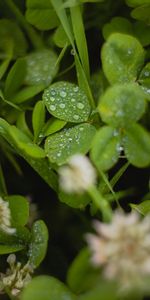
left=5, top=0, right=43, bottom=49
left=88, top=185, right=112, bottom=222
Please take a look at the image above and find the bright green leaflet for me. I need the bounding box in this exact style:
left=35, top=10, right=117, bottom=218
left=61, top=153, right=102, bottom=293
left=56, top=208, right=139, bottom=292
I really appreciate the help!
left=59, top=191, right=91, bottom=209
left=99, top=83, right=146, bottom=128
left=21, top=276, right=77, bottom=300
left=5, top=195, right=29, bottom=227
left=28, top=220, right=48, bottom=267
left=0, top=244, right=24, bottom=254
left=90, top=126, right=121, bottom=171
left=45, top=123, right=96, bottom=165
left=131, top=200, right=150, bottom=215
left=32, top=101, right=45, bottom=143
left=42, top=118, right=67, bottom=137
left=24, top=49, right=59, bottom=86
left=26, top=0, right=59, bottom=30
left=123, top=123, right=150, bottom=167
left=43, top=81, right=91, bottom=123
left=0, top=118, right=58, bottom=191
left=102, top=17, right=133, bottom=40
left=101, top=33, right=145, bottom=84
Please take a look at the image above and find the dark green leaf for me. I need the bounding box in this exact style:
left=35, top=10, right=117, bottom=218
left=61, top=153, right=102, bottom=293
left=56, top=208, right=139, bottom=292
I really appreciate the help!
left=103, top=17, right=133, bottom=40
left=26, top=0, right=59, bottom=30
left=59, top=191, right=91, bottom=209
left=42, top=117, right=67, bottom=137
left=126, top=0, right=150, bottom=7
left=67, top=248, right=100, bottom=293
left=131, top=5, right=150, bottom=24
left=90, top=126, right=121, bottom=171
left=4, top=58, right=26, bottom=99
left=123, top=123, right=150, bottom=167
left=24, top=49, right=59, bottom=86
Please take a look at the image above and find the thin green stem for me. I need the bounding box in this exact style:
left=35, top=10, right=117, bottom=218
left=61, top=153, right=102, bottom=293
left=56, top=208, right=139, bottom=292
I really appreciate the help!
left=88, top=185, right=112, bottom=222
left=5, top=0, right=43, bottom=49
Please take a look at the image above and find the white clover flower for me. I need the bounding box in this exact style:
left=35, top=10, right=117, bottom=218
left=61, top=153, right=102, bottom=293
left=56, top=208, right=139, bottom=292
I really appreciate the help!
left=0, top=254, right=33, bottom=296
left=59, top=154, right=96, bottom=194
left=0, top=197, right=16, bottom=234
left=86, top=210, right=150, bottom=292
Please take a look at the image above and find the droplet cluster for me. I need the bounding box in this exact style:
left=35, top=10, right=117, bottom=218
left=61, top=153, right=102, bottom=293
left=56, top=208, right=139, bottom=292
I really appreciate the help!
left=43, top=81, right=91, bottom=123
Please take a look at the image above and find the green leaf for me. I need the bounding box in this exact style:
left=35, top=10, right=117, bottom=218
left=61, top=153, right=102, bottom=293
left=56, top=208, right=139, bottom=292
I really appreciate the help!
left=99, top=83, right=146, bottom=128
left=102, top=17, right=133, bottom=40
left=130, top=200, right=150, bottom=215
left=0, top=118, right=58, bottom=191
left=17, top=112, right=33, bottom=139
left=123, top=123, right=150, bottom=167
left=78, top=281, right=118, bottom=300
left=5, top=195, right=29, bottom=227
left=67, top=248, right=100, bottom=294
left=28, top=220, right=48, bottom=267
left=24, top=49, right=59, bottom=87
left=133, top=21, right=150, bottom=46
left=7, top=126, right=45, bottom=159
left=70, top=5, right=90, bottom=80
left=126, top=0, right=150, bottom=7
left=53, top=25, right=70, bottom=48
left=59, top=191, right=91, bottom=209
left=0, top=244, right=24, bottom=254
left=21, top=275, right=77, bottom=300
left=26, top=0, right=59, bottom=31
left=0, top=19, right=27, bottom=57
left=12, top=85, right=45, bottom=104
left=45, top=123, right=96, bottom=165
left=43, top=81, right=91, bottom=123
left=131, top=5, right=150, bottom=24
left=101, top=33, right=145, bottom=84
left=42, top=117, right=67, bottom=137
left=32, top=101, right=45, bottom=142
left=0, top=227, right=31, bottom=254
left=138, top=62, right=150, bottom=100
left=90, top=126, right=121, bottom=171
left=4, top=58, right=26, bottom=99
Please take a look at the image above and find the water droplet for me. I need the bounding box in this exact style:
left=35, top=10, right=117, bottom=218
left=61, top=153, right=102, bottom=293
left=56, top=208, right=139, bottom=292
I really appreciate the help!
left=73, top=114, right=79, bottom=120
left=51, top=91, right=56, bottom=96
left=71, top=98, right=75, bottom=102
left=57, top=152, right=61, bottom=157
left=50, top=97, right=55, bottom=102
left=59, top=103, right=65, bottom=109
left=50, top=105, right=56, bottom=111
left=79, top=127, right=84, bottom=131
left=60, top=91, right=67, bottom=97
left=77, top=102, right=84, bottom=109
left=73, top=87, right=79, bottom=92
left=68, top=138, right=72, bottom=141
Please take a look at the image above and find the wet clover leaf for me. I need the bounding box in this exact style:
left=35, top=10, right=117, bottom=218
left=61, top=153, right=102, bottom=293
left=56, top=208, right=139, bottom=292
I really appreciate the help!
left=99, top=83, right=146, bottom=128
left=43, top=81, right=91, bottom=123
left=138, top=62, right=150, bottom=100
left=123, top=123, right=150, bottom=167
left=24, top=49, right=59, bottom=86
left=101, top=33, right=145, bottom=84
left=102, top=17, right=133, bottom=40
left=90, top=126, right=121, bottom=171
left=45, top=123, right=96, bottom=165
left=131, top=5, right=150, bottom=24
